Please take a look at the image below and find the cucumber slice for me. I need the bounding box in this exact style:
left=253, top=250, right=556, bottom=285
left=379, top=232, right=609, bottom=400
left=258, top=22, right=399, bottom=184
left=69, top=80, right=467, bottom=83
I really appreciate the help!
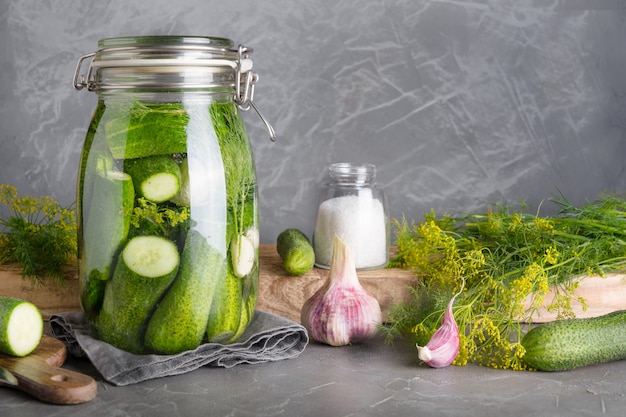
left=0, top=297, right=43, bottom=357
left=97, top=235, right=180, bottom=353
left=121, top=235, right=180, bottom=278
left=124, top=155, right=181, bottom=203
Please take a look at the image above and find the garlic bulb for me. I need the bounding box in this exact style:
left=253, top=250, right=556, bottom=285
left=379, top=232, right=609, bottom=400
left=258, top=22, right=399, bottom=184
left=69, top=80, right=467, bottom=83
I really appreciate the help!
left=301, top=235, right=382, bottom=346
left=416, top=288, right=462, bottom=368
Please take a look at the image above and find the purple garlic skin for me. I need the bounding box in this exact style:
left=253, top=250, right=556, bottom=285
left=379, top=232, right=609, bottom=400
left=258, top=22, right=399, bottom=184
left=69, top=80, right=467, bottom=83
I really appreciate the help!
left=301, top=236, right=382, bottom=346
left=416, top=292, right=460, bottom=368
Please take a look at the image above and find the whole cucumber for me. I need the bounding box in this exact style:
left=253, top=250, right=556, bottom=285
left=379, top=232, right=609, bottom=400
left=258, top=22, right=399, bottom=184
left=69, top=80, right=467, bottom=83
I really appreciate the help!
left=522, top=310, right=626, bottom=371
left=276, top=228, right=315, bottom=276
left=145, top=230, right=226, bottom=353
left=97, top=235, right=180, bottom=354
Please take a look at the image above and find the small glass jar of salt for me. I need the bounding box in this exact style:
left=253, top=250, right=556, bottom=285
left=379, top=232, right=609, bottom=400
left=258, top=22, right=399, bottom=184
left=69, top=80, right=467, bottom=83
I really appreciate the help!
left=313, top=163, right=389, bottom=270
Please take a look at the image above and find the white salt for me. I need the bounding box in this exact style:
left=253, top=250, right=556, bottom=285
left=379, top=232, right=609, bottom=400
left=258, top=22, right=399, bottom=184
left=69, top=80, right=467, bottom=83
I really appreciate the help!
left=313, top=193, right=387, bottom=269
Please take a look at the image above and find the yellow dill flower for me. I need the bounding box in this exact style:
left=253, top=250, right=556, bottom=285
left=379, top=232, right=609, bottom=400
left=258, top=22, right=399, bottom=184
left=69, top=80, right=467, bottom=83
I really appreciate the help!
left=532, top=217, right=554, bottom=233
left=410, top=322, right=434, bottom=345
left=508, top=212, right=522, bottom=232
left=546, top=286, right=579, bottom=319
left=39, top=195, right=62, bottom=220
left=465, top=249, right=486, bottom=271
left=453, top=334, right=475, bottom=366
left=528, top=264, right=550, bottom=309
left=508, top=343, right=532, bottom=371
left=470, top=317, right=498, bottom=345
left=0, top=184, right=17, bottom=206
left=409, top=220, right=461, bottom=288
left=481, top=210, right=503, bottom=238
left=508, top=275, right=533, bottom=318
left=544, top=246, right=560, bottom=265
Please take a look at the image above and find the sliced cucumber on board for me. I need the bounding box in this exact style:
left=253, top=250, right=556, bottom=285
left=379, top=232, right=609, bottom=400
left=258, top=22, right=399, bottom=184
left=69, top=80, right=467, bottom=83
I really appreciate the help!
left=0, top=297, right=43, bottom=357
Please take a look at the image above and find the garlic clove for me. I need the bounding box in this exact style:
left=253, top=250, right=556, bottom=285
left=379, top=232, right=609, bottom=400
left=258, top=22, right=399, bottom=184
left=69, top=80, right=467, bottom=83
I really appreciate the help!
left=416, top=291, right=460, bottom=368
left=231, top=234, right=256, bottom=278
left=301, top=235, right=382, bottom=346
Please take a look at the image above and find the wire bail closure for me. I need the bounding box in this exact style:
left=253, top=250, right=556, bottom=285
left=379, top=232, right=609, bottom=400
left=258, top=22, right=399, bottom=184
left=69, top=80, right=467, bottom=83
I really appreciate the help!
left=233, top=45, right=276, bottom=142
left=72, top=42, right=276, bottom=142
left=72, top=52, right=97, bottom=92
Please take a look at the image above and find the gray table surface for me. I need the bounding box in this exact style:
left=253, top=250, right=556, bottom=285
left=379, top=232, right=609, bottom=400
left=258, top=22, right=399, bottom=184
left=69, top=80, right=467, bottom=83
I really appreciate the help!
left=1, top=331, right=625, bottom=417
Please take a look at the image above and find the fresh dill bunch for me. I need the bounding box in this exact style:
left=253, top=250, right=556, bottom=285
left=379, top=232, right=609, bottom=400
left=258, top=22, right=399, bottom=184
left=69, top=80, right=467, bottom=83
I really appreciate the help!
left=0, top=184, right=77, bottom=286
left=383, top=193, right=626, bottom=371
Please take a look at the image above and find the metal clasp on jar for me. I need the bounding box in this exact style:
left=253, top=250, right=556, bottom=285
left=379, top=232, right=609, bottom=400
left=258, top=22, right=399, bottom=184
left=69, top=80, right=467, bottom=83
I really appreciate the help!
left=233, top=45, right=276, bottom=142
left=72, top=52, right=97, bottom=92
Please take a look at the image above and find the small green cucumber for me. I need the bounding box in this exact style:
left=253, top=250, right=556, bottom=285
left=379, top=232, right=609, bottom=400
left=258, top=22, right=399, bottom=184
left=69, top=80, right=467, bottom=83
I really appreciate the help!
left=124, top=155, right=181, bottom=203
left=205, top=263, right=243, bottom=344
left=276, top=228, right=315, bottom=276
left=97, top=235, right=180, bottom=353
left=522, top=310, right=626, bottom=371
left=81, top=169, right=134, bottom=318
left=232, top=275, right=258, bottom=341
left=0, top=296, right=43, bottom=357
left=83, top=169, right=134, bottom=281
left=145, top=230, right=226, bottom=353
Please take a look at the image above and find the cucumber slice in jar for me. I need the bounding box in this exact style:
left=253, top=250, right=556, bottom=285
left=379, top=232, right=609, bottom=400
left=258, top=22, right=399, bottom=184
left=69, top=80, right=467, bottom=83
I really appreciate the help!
left=120, top=235, right=180, bottom=278
left=124, top=155, right=182, bottom=203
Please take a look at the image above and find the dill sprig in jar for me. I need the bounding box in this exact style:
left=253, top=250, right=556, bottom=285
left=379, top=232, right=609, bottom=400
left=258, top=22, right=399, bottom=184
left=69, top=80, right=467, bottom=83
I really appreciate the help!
left=313, top=163, right=389, bottom=270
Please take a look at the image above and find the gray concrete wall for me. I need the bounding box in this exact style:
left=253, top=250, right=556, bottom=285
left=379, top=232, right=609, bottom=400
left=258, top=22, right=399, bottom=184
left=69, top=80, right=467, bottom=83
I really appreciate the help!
left=1, top=0, right=625, bottom=243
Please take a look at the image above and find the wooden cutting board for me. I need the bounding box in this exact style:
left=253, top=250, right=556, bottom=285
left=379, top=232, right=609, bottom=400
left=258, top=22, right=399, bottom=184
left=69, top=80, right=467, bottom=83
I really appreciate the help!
left=1, top=245, right=626, bottom=323
left=256, top=245, right=417, bottom=323
left=255, top=246, right=626, bottom=323
left=0, top=335, right=97, bottom=404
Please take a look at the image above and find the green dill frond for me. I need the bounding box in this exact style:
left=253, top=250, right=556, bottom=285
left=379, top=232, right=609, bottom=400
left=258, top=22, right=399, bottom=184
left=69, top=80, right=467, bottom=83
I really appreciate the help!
left=385, top=193, right=626, bottom=370
left=0, top=185, right=77, bottom=285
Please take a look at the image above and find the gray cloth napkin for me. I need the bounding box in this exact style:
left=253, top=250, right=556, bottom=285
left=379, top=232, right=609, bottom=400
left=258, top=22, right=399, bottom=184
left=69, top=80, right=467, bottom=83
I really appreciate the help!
left=49, top=310, right=308, bottom=386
